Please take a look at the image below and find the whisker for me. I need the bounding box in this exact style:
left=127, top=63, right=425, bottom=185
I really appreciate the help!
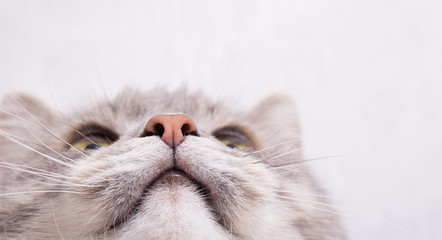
left=239, top=175, right=441, bottom=239
left=45, top=81, right=106, bottom=153
left=3, top=221, right=9, bottom=240
left=0, top=190, right=84, bottom=197
left=0, top=130, right=105, bottom=180
left=264, top=147, right=303, bottom=162
left=273, top=189, right=339, bottom=200
left=263, top=197, right=421, bottom=239
left=255, top=144, right=302, bottom=160
left=272, top=155, right=342, bottom=168
left=0, top=129, right=75, bottom=167
left=0, top=163, right=98, bottom=188
left=253, top=120, right=291, bottom=149
left=26, top=129, right=79, bottom=164
left=242, top=139, right=301, bottom=157
left=50, top=199, right=66, bottom=240
left=277, top=195, right=348, bottom=210
left=0, top=107, right=107, bottom=174
left=262, top=197, right=347, bottom=217
left=0, top=100, right=93, bottom=161
left=1, top=161, right=71, bottom=180
left=0, top=128, right=48, bottom=150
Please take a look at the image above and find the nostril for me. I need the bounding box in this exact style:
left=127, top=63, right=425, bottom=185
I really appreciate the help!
left=181, top=123, right=190, bottom=135
left=154, top=124, right=165, bottom=137
left=181, top=123, right=198, bottom=136
left=142, top=130, right=153, bottom=137
left=142, top=123, right=165, bottom=138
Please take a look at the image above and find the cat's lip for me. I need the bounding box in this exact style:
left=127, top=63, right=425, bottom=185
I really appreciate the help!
left=155, top=169, right=192, bottom=184
left=148, top=168, right=212, bottom=203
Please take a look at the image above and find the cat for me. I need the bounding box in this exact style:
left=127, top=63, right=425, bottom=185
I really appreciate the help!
left=0, top=87, right=346, bottom=240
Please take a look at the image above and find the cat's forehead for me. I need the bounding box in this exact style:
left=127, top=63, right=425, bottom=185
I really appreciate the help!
left=70, top=88, right=238, bottom=135
left=114, top=88, right=218, bottom=116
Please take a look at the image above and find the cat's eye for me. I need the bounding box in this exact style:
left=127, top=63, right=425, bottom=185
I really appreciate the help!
left=67, top=125, right=118, bottom=152
left=220, top=140, right=248, bottom=150
left=213, top=127, right=253, bottom=151
left=69, top=141, right=110, bottom=151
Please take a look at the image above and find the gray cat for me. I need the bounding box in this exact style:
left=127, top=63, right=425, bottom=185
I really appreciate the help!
left=0, top=87, right=346, bottom=240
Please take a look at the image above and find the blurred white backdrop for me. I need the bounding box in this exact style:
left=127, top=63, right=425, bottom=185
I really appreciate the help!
left=1, top=0, right=441, bottom=239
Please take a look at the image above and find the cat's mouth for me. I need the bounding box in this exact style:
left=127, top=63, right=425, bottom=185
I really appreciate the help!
left=150, top=168, right=212, bottom=201
left=137, top=168, right=211, bottom=207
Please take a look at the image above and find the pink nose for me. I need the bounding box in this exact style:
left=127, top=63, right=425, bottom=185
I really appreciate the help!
left=144, top=114, right=198, bottom=148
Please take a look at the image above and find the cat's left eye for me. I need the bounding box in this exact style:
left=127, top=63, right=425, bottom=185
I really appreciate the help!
left=213, top=127, right=253, bottom=151
left=220, top=140, right=248, bottom=150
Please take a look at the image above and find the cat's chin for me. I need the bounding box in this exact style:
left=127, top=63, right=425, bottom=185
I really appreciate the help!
left=115, top=174, right=229, bottom=240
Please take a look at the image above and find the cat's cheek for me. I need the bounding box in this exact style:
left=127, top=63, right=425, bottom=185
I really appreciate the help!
left=116, top=180, right=230, bottom=240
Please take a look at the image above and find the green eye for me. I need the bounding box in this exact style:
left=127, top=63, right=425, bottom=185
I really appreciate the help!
left=69, top=141, right=110, bottom=151
left=213, top=127, right=253, bottom=151
left=67, top=125, right=118, bottom=152
left=221, top=140, right=248, bottom=150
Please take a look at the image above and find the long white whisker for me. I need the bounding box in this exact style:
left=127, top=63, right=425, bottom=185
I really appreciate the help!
left=252, top=120, right=291, bottom=149
left=0, top=157, right=73, bottom=179
left=242, top=139, right=301, bottom=157
left=0, top=190, right=84, bottom=197
left=5, top=122, right=78, bottom=165
left=0, top=102, right=92, bottom=161
left=262, top=197, right=347, bottom=217
left=3, top=220, right=9, bottom=240
left=45, top=79, right=106, bottom=152
left=85, top=202, right=111, bottom=228
left=273, top=189, right=339, bottom=199
left=264, top=197, right=420, bottom=239
left=255, top=144, right=301, bottom=160
left=0, top=130, right=105, bottom=180
left=50, top=200, right=66, bottom=240
left=1, top=162, right=72, bottom=181
left=0, top=107, right=107, bottom=174
left=0, top=163, right=97, bottom=188
left=0, top=129, right=75, bottom=167
left=1, top=107, right=88, bottom=153
left=272, top=155, right=342, bottom=168
left=265, top=147, right=302, bottom=162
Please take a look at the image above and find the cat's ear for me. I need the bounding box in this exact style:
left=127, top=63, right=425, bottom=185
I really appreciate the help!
left=244, top=93, right=302, bottom=150
left=0, top=92, right=61, bottom=147
left=0, top=93, right=60, bottom=165
left=0, top=92, right=58, bottom=125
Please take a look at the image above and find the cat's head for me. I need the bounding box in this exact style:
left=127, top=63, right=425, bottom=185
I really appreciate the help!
left=0, top=87, right=344, bottom=240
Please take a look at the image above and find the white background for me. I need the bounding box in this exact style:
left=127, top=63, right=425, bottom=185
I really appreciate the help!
left=1, top=1, right=441, bottom=239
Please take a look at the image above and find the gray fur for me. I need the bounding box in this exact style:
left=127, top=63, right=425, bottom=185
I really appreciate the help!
left=0, top=87, right=346, bottom=239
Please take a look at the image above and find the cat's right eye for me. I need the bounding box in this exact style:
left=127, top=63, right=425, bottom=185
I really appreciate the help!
left=67, top=125, right=118, bottom=152
left=69, top=140, right=110, bottom=152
